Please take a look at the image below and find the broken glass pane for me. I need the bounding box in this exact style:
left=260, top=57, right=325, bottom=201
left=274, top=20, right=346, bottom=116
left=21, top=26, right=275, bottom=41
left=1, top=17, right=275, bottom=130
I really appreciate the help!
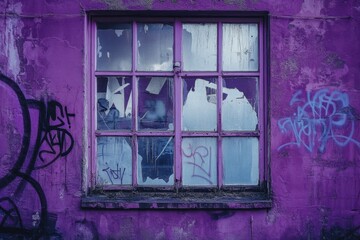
left=137, top=137, right=174, bottom=185
left=182, top=78, right=217, bottom=131
left=222, top=77, right=258, bottom=131
left=182, top=23, right=217, bottom=71
left=97, top=77, right=132, bottom=130
left=182, top=138, right=217, bottom=186
left=97, top=23, right=132, bottom=71
left=137, top=23, right=173, bottom=71
left=222, top=23, right=258, bottom=71
left=97, top=137, right=132, bottom=185
left=138, top=77, right=174, bottom=130
left=222, top=137, right=259, bottom=185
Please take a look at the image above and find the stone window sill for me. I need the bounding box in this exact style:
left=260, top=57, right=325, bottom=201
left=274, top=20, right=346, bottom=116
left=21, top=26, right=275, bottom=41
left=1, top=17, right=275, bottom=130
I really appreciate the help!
left=81, top=191, right=272, bottom=209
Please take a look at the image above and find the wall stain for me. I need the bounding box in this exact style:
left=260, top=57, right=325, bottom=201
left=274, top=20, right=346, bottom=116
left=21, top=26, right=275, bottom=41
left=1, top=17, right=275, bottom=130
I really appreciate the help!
left=208, top=210, right=235, bottom=220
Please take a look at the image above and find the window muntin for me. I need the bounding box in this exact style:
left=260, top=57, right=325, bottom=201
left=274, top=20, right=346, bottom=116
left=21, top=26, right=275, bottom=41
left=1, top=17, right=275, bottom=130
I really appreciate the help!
left=92, top=18, right=264, bottom=191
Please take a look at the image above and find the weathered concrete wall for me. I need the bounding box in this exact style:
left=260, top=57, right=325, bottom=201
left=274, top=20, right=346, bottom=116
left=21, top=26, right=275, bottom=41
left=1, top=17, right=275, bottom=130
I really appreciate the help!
left=0, top=0, right=359, bottom=239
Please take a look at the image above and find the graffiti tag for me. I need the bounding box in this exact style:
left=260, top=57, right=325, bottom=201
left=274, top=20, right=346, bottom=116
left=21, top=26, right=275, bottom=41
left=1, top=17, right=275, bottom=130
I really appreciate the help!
left=277, top=89, right=360, bottom=153
left=0, top=73, right=74, bottom=238
left=182, top=144, right=213, bottom=184
left=102, top=164, right=126, bottom=185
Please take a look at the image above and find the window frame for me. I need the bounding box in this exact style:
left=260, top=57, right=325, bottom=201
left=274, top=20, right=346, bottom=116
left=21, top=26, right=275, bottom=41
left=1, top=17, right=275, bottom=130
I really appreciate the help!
left=83, top=11, right=271, bottom=209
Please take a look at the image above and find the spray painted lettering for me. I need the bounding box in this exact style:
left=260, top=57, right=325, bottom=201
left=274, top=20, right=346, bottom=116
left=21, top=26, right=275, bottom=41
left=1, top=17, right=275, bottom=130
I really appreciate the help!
left=0, top=73, right=75, bottom=238
left=277, top=89, right=360, bottom=153
left=37, top=100, right=75, bottom=169
left=182, top=144, right=214, bottom=185
left=102, top=164, right=126, bottom=185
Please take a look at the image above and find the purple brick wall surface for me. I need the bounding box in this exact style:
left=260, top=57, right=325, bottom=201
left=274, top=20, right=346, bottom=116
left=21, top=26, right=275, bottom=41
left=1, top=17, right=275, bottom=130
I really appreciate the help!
left=0, top=0, right=359, bottom=239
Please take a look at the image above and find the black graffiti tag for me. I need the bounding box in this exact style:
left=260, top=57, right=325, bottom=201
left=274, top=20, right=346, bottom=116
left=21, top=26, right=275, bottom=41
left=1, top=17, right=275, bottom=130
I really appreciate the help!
left=36, top=101, right=75, bottom=169
left=0, top=73, right=75, bottom=238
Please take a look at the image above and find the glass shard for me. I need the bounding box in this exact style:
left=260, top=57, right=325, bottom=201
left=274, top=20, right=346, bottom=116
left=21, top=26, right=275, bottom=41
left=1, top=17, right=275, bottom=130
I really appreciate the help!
left=97, top=77, right=132, bottom=130
left=137, top=137, right=174, bottom=185
left=222, top=77, right=258, bottom=131
left=97, top=137, right=132, bottom=185
left=182, top=78, right=217, bottom=131
left=97, top=23, right=132, bottom=71
left=138, top=77, right=174, bottom=131
left=223, top=23, right=258, bottom=71
left=137, top=23, right=173, bottom=71
left=182, top=23, right=217, bottom=71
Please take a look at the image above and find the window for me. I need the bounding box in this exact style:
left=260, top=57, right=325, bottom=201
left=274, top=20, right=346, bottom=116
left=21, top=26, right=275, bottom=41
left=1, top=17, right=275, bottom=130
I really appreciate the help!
left=84, top=12, right=270, bottom=209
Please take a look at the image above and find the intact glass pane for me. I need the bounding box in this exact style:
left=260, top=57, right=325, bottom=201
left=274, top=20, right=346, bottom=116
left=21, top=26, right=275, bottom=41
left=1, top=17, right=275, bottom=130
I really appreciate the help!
left=222, top=23, right=258, bottom=71
left=222, top=137, right=259, bottom=185
left=97, top=77, right=132, bottom=130
left=182, top=23, right=217, bottom=71
left=97, top=137, right=132, bottom=185
left=97, top=23, right=132, bottom=71
left=137, top=23, right=173, bottom=71
left=222, top=77, right=258, bottom=131
left=138, top=77, right=174, bottom=131
left=137, top=137, right=174, bottom=185
left=182, top=138, right=217, bottom=186
left=182, top=78, right=217, bottom=131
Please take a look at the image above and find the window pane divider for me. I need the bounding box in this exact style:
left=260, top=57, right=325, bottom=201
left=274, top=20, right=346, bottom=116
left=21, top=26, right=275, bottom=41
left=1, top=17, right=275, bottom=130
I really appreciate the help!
left=180, top=72, right=219, bottom=76
left=132, top=21, right=138, bottom=187
left=95, top=131, right=175, bottom=136
left=95, top=72, right=175, bottom=76
left=181, top=132, right=219, bottom=137
left=258, top=20, right=266, bottom=183
left=221, top=72, right=260, bottom=77
left=180, top=132, right=259, bottom=137
left=221, top=131, right=260, bottom=137
left=216, top=21, right=223, bottom=189
left=95, top=71, right=133, bottom=76
left=174, top=19, right=182, bottom=189
left=178, top=72, right=260, bottom=77
left=90, top=20, right=97, bottom=189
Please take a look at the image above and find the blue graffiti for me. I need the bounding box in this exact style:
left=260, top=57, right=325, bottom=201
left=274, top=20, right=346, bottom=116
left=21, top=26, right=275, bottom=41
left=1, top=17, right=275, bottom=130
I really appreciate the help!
left=277, top=89, right=360, bottom=153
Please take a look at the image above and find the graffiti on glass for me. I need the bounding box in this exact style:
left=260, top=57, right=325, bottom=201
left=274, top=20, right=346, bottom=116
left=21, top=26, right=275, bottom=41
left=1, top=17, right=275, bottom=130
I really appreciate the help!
left=182, top=144, right=213, bottom=185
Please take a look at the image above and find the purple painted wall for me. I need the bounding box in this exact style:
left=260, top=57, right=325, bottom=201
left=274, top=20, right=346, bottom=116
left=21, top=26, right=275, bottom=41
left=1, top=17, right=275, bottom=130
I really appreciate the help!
left=1, top=0, right=360, bottom=239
